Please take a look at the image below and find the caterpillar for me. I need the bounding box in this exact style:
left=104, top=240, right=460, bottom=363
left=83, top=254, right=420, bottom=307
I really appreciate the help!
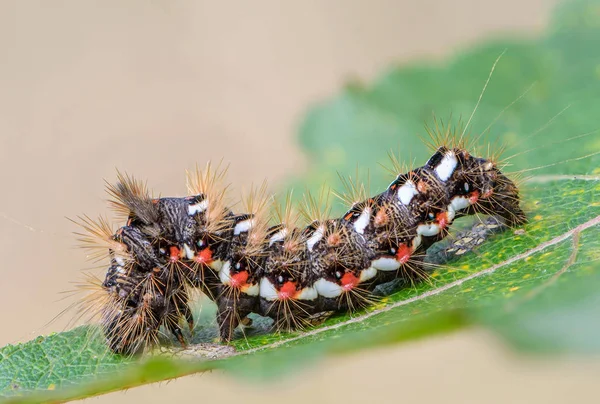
left=74, top=131, right=526, bottom=355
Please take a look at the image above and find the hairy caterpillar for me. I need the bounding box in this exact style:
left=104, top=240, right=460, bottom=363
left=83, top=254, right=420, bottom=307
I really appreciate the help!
left=74, top=129, right=526, bottom=355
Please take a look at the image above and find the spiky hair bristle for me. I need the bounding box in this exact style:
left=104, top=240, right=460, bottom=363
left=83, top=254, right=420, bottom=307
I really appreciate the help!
left=71, top=215, right=130, bottom=262
left=333, top=166, right=372, bottom=209
left=105, top=170, right=156, bottom=222
left=299, top=185, right=332, bottom=225
left=271, top=190, right=300, bottom=228
left=186, top=161, right=232, bottom=235
left=241, top=181, right=273, bottom=257
left=422, top=116, right=490, bottom=158
left=381, top=148, right=418, bottom=179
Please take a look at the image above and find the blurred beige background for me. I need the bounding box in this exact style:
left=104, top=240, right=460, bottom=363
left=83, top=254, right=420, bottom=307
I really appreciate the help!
left=4, top=1, right=598, bottom=403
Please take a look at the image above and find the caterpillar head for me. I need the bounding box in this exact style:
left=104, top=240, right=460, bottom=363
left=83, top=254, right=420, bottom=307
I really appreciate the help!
left=429, top=147, right=526, bottom=226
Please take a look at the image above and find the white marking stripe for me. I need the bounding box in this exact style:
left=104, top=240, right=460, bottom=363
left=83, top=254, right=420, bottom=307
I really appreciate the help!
left=417, top=223, right=441, bottom=237
left=371, top=257, right=400, bottom=271
left=259, top=278, right=279, bottom=301
left=183, top=244, right=195, bottom=260
left=447, top=196, right=472, bottom=222
left=296, top=286, right=318, bottom=301
left=451, top=196, right=471, bottom=212
left=353, top=207, right=371, bottom=234
left=210, top=259, right=224, bottom=272
left=359, top=266, right=378, bottom=282
left=234, top=219, right=254, bottom=235
left=241, top=283, right=259, bottom=296
left=435, top=152, right=458, bottom=181
left=397, top=180, right=419, bottom=205
left=412, top=234, right=422, bottom=250
left=315, top=278, right=343, bottom=298
left=219, top=261, right=232, bottom=284
left=306, top=225, right=325, bottom=251
left=188, top=199, right=209, bottom=215
left=447, top=206, right=456, bottom=222
left=269, top=228, right=288, bottom=246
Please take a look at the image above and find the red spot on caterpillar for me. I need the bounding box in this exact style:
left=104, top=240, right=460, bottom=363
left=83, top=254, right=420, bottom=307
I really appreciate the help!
left=278, top=281, right=297, bottom=300
left=169, top=246, right=180, bottom=262
left=374, top=207, right=389, bottom=226
left=469, top=190, right=480, bottom=204
left=344, top=212, right=353, bottom=220
left=195, top=247, right=213, bottom=264
left=482, top=189, right=493, bottom=199
left=436, top=212, right=449, bottom=229
left=230, top=270, right=249, bottom=288
left=341, top=272, right=359, bottom=291
left=395, top=243, right=412, bottom=264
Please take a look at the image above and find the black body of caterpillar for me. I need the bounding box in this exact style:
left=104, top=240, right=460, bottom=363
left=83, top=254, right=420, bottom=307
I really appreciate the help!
left=79, top=146, right=526, bottom=354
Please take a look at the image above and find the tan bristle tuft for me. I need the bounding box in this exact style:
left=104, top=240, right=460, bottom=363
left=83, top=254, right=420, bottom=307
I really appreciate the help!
left=485, top=138, right=508, bottom=167
left=272, top=191, right=300, bottom=228
left=70, top=215, right=129, bottom=263
left=380, top=149, right=417, bottom=178
left=326, top=230, right=342, bottom=247
left=333, top=166, right=371, bottom=209
left=72, top=272, right=113, bottom=325
left=422, top=117, right=482, bottom=155
left=299, top=185, right=332, bottom=224
left=374, top=205, right=390, bottom=227
left=272, top=191, right=305, bottom=255
left=105, top=170, right=152, bottom=220
left=242, top=181, right=272, bottom=256
left=186, top=161, right=232, bottom=235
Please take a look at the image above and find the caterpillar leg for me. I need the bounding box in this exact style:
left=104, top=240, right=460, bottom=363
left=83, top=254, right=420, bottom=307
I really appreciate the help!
left=216, top=294, right=257, bottom=342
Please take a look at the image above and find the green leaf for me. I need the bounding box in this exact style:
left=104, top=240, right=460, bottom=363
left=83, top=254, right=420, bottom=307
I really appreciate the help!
left=2, top=0, right=600, bottom=402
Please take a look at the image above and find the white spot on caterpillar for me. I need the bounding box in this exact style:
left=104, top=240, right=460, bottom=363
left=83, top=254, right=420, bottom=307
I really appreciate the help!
left=412, top=234, right=422, bottom=250
left=306, top=225, right=325, bottom=251
left=259, top=277, right=279, bottom=301
left=417, top=223, right=441, bottom=237
left=210, top=259, right=224, bottom=272
left=188, top=199, right=209, bottom=216
left=451, top=196, right=471, bottom=212
left=219, top=261, right=232, bottom=285
left=183, top=244, right=195, bottom=260
left=315, top=278, right=343, bottom=298
left=447, top=206, right=456, bottom=222
left=371, top=257, right=400, bottom=271
left=359, top=266, right=378, bottom=282
left=353, top=207, right=371, bottom=234
left=447, top=196, right=472, bottom=222
left=397, top=180, right=419, bottom=205
left=241, top=283, right=259, bottom=296
left=269, top=228, right=288, bottom=246
left=234, top=219, right=254, bottom=235
left=296, top=286, right=318, bottom=301
left=435, top=152, right=458, bottom=181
